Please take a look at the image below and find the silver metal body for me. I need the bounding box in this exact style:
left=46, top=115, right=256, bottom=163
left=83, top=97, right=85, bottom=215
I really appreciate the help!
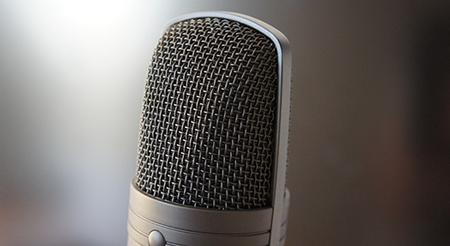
left=127, top=11, right=291, bottom=246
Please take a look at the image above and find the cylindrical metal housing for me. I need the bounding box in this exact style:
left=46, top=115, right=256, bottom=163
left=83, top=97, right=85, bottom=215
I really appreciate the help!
left=128, top=11, right=291, bottom=246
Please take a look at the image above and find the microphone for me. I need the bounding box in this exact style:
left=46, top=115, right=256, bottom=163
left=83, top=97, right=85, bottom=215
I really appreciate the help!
left=127, top=12, right=291, bottom=246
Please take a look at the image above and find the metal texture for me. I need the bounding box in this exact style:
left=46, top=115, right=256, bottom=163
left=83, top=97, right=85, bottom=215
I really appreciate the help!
left=129, top=11, right=291, bottom=246
left=129, top=181, right=273, bottom=232
left=127, top=182, right=288, bottom=246
left=135, top=15, right=278, bottom=210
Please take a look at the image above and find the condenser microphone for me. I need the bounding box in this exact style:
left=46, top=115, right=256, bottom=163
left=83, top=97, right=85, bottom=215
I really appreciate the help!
left=127, top=12, right=291, bottom=246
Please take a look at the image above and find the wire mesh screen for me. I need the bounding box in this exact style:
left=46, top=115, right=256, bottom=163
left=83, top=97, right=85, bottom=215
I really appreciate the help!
left=135, top=17, right=278, bottom=210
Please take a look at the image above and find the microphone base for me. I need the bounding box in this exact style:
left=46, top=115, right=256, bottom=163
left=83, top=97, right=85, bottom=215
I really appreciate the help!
left=127, top=182, right=290, bottom=246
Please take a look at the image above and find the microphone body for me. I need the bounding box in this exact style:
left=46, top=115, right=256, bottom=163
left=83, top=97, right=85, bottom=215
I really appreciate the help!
left=127, top=12, right=291, bottom=246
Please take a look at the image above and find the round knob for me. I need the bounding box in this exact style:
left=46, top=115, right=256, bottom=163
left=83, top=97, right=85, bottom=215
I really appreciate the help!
left=148, top=230, right=166, bottom=246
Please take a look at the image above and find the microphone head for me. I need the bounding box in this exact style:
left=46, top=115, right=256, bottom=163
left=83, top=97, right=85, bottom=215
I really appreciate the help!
left=135, top=16, right=278, bottom=210
left=128, top=12, right=291, bottom=246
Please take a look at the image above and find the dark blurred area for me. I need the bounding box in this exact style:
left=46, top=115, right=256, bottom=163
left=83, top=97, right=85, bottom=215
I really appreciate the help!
left=411, top=13, right=450, bottom=246
left=0, top=0, right=450, bottom=246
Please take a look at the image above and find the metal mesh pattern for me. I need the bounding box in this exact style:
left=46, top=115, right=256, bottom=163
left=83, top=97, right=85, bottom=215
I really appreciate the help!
left=135, top=17, right=278, bottom=210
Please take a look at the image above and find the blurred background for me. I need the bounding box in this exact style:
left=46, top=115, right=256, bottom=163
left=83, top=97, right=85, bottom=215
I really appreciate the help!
left=1, top=0, right=449, bottom=245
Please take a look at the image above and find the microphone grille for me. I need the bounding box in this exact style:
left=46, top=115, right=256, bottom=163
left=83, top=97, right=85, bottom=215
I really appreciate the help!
left=135, top=17, right=278, bottom=210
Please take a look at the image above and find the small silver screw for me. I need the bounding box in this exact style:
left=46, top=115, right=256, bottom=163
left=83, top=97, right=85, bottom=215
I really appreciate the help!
left=148, top=230, right=166, bottom=246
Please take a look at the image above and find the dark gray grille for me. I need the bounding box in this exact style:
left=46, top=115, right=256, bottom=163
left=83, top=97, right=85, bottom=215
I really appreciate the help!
left=135, top=17, right=278, bottom=210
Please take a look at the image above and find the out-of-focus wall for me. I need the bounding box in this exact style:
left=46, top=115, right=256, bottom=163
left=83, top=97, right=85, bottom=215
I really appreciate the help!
left=1, top=0, right=449, bottom=246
